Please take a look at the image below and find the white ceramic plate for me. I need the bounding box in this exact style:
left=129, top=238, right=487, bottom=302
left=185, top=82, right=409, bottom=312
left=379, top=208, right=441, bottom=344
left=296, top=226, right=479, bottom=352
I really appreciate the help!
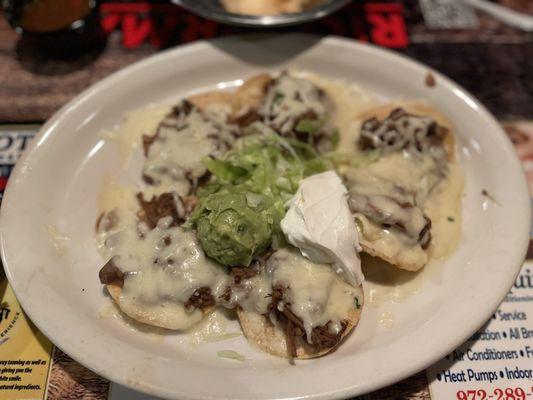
left=1, top=35, right=529, bottom=400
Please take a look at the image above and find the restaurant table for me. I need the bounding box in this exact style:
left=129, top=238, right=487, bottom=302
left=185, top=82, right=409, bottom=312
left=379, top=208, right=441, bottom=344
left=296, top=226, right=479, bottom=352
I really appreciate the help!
left=0, top=1, right=531, bottom=400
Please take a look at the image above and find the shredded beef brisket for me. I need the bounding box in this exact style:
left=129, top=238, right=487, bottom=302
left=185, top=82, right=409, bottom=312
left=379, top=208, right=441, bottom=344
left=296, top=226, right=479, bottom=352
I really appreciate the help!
left=220, top=286, right=232, bottom=302
left=185, top=287, right=215, bottom=311
left=311, top=322, right=347, bottom=350
left=99, top=258, right=125, bottom=288
left=141, top=100, right=196, bottom=157
left=267, top=284, right=346, bottom=358
left=359, top=108, right=447, bottom=154
left=231, top=267, right=258, bottom=284
left=231, top=109, right=261, bottom=128
left=136, top=192, right=185, bottom=229
left=142, top=134, right=157, bottom=157
left=184, top=170, right=211, bottom=196
left=418, top=216, right=432, bottom=249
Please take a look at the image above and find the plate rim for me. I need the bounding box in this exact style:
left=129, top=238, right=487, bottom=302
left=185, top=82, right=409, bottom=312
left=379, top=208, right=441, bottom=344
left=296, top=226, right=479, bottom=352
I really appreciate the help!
left=1, top=34, right=530, bottom=400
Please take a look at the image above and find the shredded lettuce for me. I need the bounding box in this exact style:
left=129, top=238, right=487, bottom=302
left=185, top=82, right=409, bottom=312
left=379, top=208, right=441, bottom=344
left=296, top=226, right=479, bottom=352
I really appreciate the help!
left=295, top=118, right=322, bottom=134
left=202, top=157, right=247, bottom=183
left=207, top=124, right=330, bottom=194
left=217, top=350, right=246, bottom=362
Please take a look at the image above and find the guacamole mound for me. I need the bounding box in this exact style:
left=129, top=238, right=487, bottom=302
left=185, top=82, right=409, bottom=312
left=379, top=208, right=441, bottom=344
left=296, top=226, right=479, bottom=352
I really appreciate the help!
left=195, top=189, right=282, bottom=266
left=189, top=123, right=331, bottom=267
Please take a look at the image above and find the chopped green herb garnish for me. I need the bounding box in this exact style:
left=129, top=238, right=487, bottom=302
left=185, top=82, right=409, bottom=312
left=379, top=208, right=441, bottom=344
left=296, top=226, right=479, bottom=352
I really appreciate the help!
left=295, top=118, right=322, bottom=134
left=330, top=128, right=340, bottom=149
left=217, top=350, right=245, bottom=362
left=273, top=92, right=284, bottom=105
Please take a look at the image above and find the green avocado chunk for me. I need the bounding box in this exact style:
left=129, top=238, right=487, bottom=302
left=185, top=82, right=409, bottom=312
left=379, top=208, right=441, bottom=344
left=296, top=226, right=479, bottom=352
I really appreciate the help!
left=195, top=188, right=283, bottom=266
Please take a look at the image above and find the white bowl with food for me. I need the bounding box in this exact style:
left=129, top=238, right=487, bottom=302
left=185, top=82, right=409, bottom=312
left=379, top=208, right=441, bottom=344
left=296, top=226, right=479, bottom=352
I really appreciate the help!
left=1, top=34, right=529, bottom=400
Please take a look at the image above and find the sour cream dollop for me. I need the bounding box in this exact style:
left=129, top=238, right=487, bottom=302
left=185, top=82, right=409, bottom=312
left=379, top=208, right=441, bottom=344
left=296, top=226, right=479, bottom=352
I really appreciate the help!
left=280, top=171, right=364, bottom=286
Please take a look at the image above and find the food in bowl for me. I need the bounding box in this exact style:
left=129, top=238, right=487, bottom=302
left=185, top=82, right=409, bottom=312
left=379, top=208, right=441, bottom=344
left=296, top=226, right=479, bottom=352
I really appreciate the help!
left=220, top=0, right=324, bottom=15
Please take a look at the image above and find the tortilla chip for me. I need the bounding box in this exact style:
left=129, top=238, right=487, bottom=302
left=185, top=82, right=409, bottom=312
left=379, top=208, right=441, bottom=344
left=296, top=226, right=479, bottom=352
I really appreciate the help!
left=355, top=101, right=455, bottom=160
left=106, top=284, right=214, bottom=330
left=353, top=102, right=458, bottom=271
left=237, top=286, right=363, bottom=359
left=188, top=73, right=271, bottom=120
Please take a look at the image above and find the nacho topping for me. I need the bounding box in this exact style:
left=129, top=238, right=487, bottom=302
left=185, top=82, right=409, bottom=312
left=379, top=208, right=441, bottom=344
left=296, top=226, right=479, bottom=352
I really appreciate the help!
left=359, top=108, right=447, bottom=159
left=185, top=287, right=216, bottom=311
left=98, top=258, right=124, bottom=288
left=281, top=171, right=363, bottom=286
left=143, top=101, right=235, bottom=196
left=348, top=192, right=432, bottom=249
left=266, top=249, right=360, bottom=342
left=136, top=192, right=186, bottom=229
left=224, top=249, right=361, bottom=357
left=99, top=213, right=230, bottom=329
left=260, top=73, right=335, bottom=152
left=345, top=108, right=453, bottom=264
left=222, top=267, right=272, bottom=314
left=267, top=284, right=347, bottom=358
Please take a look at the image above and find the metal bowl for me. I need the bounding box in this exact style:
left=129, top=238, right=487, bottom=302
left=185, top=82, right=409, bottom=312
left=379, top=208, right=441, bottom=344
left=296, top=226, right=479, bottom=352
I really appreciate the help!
left=172, top=0, right=351, bottom=27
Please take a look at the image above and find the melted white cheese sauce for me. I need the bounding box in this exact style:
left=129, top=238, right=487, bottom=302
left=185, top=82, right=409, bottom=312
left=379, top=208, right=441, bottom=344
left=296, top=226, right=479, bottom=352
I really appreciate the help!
left=101, top=215, right=230, bottom=329
left=362, top=253, right=437, bottom=307
left=97, top=178, right=230, bottom=330
left=346, top=152, right=440, bottom=204
left=97, top=175, right=138, bottom=220
left=261, top=73, right=327, bottom=135
left=268, top=249, right=362, bottom=339
left=228, top=273, right=273, bottom=315
left=294, top=70, right=378, bottom=149
left=100, top=105, right=171, bottom=164
left=143, top=105, right=234, bottom=196
left=425, top=162, right=463, bottom=258
left=344, top=150, right=462, bottom=269
left=187, top=309, right=241, bottom=347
